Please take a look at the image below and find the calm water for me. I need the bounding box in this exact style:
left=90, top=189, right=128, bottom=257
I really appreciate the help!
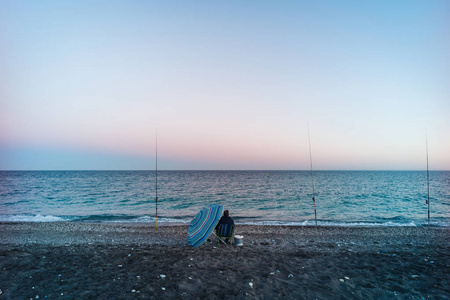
left=0, top=171, right=449, bottom=226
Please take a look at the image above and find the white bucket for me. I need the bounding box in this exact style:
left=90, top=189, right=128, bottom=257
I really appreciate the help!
left=234, top=235, right=244, bottom=246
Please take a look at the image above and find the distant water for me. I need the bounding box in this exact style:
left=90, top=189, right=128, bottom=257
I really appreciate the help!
left=0, top=171, right=449, bottom=227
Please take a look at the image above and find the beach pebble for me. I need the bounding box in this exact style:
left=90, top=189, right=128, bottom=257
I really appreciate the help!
left=344, top=276, right=350, bottom=280
left=161, top=287, right=166, bottom=291
left=131, top=290, right=136, bottom=293
left=128, top=254, right=131, bottom=257
left=288, top=274, right=294, bottom=278
left=189, top=277, right=193, bottom=280
left=160, top=274, right=166, bottom=279
left=249, top=282, right=254, bottom=288
left=190, top=258, right=193, bottom=260
left=136, top=276, right=141, bottom=279
left=340, top=279, right=345, bottom=282
left=0, top=289, right=2, bottom=295
left=270, top=272, right=275, bottom=275
left=118, top=265, right=123, bottom=268
left=411, top=275, right=419, bottom=278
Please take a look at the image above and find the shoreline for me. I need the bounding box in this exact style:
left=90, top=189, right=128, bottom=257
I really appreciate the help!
left=1, top=223, right=449, bottom=299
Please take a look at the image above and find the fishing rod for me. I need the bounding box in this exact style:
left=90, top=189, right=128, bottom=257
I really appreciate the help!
left=308, top=124, right=317, bottom=226
left=155, top=128, right=158, bottom=229
left=426, top=129, right=430, bottom=225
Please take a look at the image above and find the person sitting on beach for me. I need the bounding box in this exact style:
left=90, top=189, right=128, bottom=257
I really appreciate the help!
left=216, top=210, right=234, bottom=243
left=217, top=210, right=234, bottom=226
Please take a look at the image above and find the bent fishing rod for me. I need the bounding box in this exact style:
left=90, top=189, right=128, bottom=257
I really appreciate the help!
left=155, top=128, right=158, bottom=229
left=426, top=129, right=430, bottom=225
left=308, top=124, right=317, bottom=226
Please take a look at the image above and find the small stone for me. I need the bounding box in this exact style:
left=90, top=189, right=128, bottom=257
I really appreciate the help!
left=131, top=290, right=136, bottom=293
left=160, top=275, right=166, bottom=279
left=344, top=276, right=350, bottom=280
left=118, top=265, right=122, bottom=268
left=189, top=277, right=193, bottom=280
left=128, top=254, right=131, bottom=257
left=340, top=279, right=345, bottom=282
left=249, top=282, right=253, bottom=288
left=190, top=258, right=193, bottom=261
left=288, top=274, right=293, bottom=278
left=411, top=275, right=419, bottom=278
left=136, top=276, right=141, bottom=279
left=161, top=287, right=166, bottom=291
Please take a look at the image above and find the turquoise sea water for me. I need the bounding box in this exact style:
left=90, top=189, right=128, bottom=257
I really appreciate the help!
left=0, top=171, right=449, bottom=226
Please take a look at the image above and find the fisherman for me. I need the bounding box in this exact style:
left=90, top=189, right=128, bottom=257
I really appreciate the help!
left=216, top=210, right=234, bottom=244
left=217, top=210, right=234, bottom=227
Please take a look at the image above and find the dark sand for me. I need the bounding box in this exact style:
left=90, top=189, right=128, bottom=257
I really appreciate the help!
left=0, top=223, right=449, bottom=299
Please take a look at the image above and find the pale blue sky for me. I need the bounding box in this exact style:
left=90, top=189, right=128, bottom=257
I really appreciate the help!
left=1, top=0, right=449, bottom=170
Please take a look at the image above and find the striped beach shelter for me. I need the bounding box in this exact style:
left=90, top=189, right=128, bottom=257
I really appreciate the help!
left=187, top=204, right=224, bottom=247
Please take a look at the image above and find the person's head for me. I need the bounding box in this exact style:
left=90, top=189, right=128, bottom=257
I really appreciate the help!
left=224, top=210, right=229, bottom=217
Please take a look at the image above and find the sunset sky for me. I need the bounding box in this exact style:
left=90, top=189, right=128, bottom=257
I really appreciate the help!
left=1, top=1, right=449, bottom=170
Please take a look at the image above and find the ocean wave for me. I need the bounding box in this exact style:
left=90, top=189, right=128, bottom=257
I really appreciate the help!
left=0, top=214, right=67, bottom=222
left=239, top=220, right=450, bottom=227
left=1, top=214, right=448, bottom=227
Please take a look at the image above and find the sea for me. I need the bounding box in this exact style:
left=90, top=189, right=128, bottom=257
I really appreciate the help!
left=0, top=171, right=449, bottom=227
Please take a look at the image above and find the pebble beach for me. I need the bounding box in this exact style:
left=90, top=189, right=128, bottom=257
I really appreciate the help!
left=0, top=223, right=449, bottom=299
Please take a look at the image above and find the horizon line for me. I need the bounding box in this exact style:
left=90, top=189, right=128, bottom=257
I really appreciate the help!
left=1, top=169, right=448, bottom=172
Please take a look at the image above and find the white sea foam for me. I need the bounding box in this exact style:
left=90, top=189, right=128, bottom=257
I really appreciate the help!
left=240, top=220, right=423, bottom=227
left=0, top=214, right=66, bottom=222
left=103, top=216, right=190, bottom=224
left=0, top=214, right=447, bottom=227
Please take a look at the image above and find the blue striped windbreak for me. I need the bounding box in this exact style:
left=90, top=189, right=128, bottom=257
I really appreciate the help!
left=187, top=204, right=224, bottom=247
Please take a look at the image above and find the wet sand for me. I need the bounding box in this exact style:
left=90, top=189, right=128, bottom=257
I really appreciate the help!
left=0, top=223, right=449, bottom=299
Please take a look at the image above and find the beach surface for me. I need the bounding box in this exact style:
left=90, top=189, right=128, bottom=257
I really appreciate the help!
left=0, top=223, right=449, bottom=299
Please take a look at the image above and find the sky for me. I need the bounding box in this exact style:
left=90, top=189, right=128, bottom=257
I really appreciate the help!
left=0, top=0, right=449, bottom=170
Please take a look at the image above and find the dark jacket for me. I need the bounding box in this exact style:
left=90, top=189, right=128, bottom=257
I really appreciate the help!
left=217, top=216, right=234, bottom=226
